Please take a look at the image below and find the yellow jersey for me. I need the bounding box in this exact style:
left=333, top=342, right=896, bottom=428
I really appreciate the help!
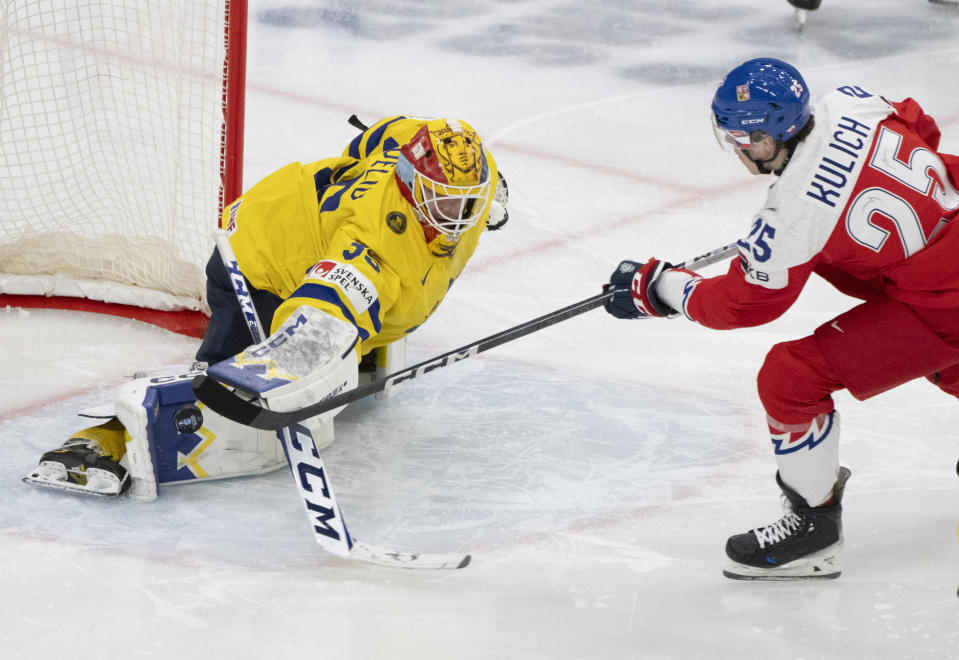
left=223, top=116, right=498, bottom=356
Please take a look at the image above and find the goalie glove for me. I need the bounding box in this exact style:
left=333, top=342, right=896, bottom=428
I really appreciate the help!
left=604, top=258, right=700, bottom=320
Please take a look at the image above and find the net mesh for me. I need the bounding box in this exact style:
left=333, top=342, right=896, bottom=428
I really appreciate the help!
left=0, top=0, right=234, bottom=312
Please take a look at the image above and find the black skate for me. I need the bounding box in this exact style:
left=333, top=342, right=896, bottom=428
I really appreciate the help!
left=723, top=467, right=851, bottom=580
left=23, top=438, right=130, bottom=497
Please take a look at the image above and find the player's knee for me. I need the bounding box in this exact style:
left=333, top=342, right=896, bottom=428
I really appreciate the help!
left=758, top=341, right=801, bottom=407
left=757, top=339, right=837, bottom=425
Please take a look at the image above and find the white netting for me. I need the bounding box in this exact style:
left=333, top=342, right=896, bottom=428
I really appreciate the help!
left=0, top=0, right=236, bottom=312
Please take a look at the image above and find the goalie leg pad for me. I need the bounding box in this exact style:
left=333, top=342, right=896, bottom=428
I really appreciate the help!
left=358, top=337, right=407, bottom=400
left=115, top=368, right=288, bottom=501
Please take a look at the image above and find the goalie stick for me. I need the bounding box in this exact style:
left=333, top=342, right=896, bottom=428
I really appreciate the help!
left=212, top=230, right=470, bottom=570
left=194, top=240, right=740, bottom=431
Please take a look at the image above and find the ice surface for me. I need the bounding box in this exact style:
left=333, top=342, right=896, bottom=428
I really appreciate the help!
left=3, top=1, right=959, bottom=658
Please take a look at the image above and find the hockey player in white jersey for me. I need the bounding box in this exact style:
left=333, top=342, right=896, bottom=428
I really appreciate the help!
left=604, top=58, right=959, bottom=580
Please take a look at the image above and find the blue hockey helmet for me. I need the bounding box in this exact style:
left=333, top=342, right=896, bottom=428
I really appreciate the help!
left=711, top=58, right=811, bottom=151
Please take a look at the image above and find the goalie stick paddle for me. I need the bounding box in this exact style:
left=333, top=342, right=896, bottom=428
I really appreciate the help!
left=194, top=240, right=740, bottom=431
left=212, top=231, right=470, bottom=570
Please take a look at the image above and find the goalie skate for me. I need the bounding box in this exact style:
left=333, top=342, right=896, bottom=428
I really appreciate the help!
left=23, top=439, right=130, bottom=497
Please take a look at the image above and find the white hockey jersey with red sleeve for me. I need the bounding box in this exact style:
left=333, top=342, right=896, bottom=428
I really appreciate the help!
left=682, top=87, right=959, bottom=330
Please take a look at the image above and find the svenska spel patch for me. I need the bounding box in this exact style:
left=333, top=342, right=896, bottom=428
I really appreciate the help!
left=736, top=84, right=750, bottom=101
left=306, top=260, right=377, bottom=313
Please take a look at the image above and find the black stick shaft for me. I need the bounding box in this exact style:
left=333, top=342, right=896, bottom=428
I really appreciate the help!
left=194, top=241, right=740, bottom=430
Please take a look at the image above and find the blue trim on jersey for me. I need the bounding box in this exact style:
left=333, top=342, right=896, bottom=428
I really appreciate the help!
left=367, top=299, right=382, bottom=333
left=346, top=134, right=363, bottom=160
left=289, top=282, right=373, bottom=342
left=319, top=176, right=359, bottom=213
left=348, top=116, right=406, bottom=160
left=681, top=278, right=700, bottom=321
left=314, top=167, right=333, bottom=201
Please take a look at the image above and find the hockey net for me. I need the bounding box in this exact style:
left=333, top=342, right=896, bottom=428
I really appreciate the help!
left=0, top=0, right=247, bottom=337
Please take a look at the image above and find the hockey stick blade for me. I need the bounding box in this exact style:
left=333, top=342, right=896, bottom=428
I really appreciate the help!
left=278, top=424, right=470, bottom=570
left=192, top=372, right=270, bottom=427
left=192, top=373, right=319, bottom=430
left=194, top=241, right=740, bottom=430
left=351, top=541, right=471, bottom=569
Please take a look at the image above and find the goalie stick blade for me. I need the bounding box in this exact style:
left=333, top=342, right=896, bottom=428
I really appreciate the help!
left=192, top=374, right=287, bottom=429
left=350, top=540, right=471, bottom=570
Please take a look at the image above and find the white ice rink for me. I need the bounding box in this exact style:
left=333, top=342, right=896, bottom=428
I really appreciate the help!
left=3, top=1, right=959, bottom=658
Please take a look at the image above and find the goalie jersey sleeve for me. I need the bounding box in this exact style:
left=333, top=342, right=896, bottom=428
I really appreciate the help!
left=223, top=115, right=499, bottom=356
left=683, top=88, right=959, bottom=330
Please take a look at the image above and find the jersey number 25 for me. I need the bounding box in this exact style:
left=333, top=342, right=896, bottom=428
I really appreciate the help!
left=846, top=126, right=959, bottom=257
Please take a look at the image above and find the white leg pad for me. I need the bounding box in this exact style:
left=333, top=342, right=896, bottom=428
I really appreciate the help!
left=374, top=337, right=407, bottom=400
left=114, top=369, right=288, bottom=501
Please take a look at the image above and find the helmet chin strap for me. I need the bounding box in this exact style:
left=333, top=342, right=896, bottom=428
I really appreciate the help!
left=745, top=140, right=798, bottom=176
left=745, top=141, right=785, bottom=175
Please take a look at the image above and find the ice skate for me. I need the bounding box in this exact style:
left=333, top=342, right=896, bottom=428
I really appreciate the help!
left=787, top=0, right=822, bottom=29
left=723, top=467, right=851, bottom=580
left=23, top=421, right=130, bottom=497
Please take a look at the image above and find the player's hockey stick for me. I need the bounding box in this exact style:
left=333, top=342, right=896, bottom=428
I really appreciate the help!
left=212, top=230, right=469, bottom=570
left=195, top=240, right=740, bottom=431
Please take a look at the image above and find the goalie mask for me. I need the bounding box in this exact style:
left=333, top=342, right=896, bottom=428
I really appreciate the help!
left=395, top=119, right=493, bottom=240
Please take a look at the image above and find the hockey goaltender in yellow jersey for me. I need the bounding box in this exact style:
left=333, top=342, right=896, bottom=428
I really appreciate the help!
left=226, top=114, right=500, bottom=354
left=25, top=114, right=508, bottom=502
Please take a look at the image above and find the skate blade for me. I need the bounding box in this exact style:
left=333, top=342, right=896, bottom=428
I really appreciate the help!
left=723, top=551, right=841, bottom=581
left=23, top=463, right=126, bottom=497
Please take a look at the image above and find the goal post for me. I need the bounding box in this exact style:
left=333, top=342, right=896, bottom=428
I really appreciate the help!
left=0, top=0, right=247, bottom=338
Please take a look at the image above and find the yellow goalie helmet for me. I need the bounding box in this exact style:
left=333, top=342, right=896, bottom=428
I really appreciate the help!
left=395, top=118, right=493, bottom=240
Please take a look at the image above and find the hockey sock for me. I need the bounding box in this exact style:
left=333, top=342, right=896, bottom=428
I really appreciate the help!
left=70, top=418, right=127, bottom=461
left=770, top=411, right=841, bottom=507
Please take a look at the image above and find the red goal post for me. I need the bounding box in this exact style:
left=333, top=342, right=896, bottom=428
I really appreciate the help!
left=0, top=0, right=248, bottom=338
